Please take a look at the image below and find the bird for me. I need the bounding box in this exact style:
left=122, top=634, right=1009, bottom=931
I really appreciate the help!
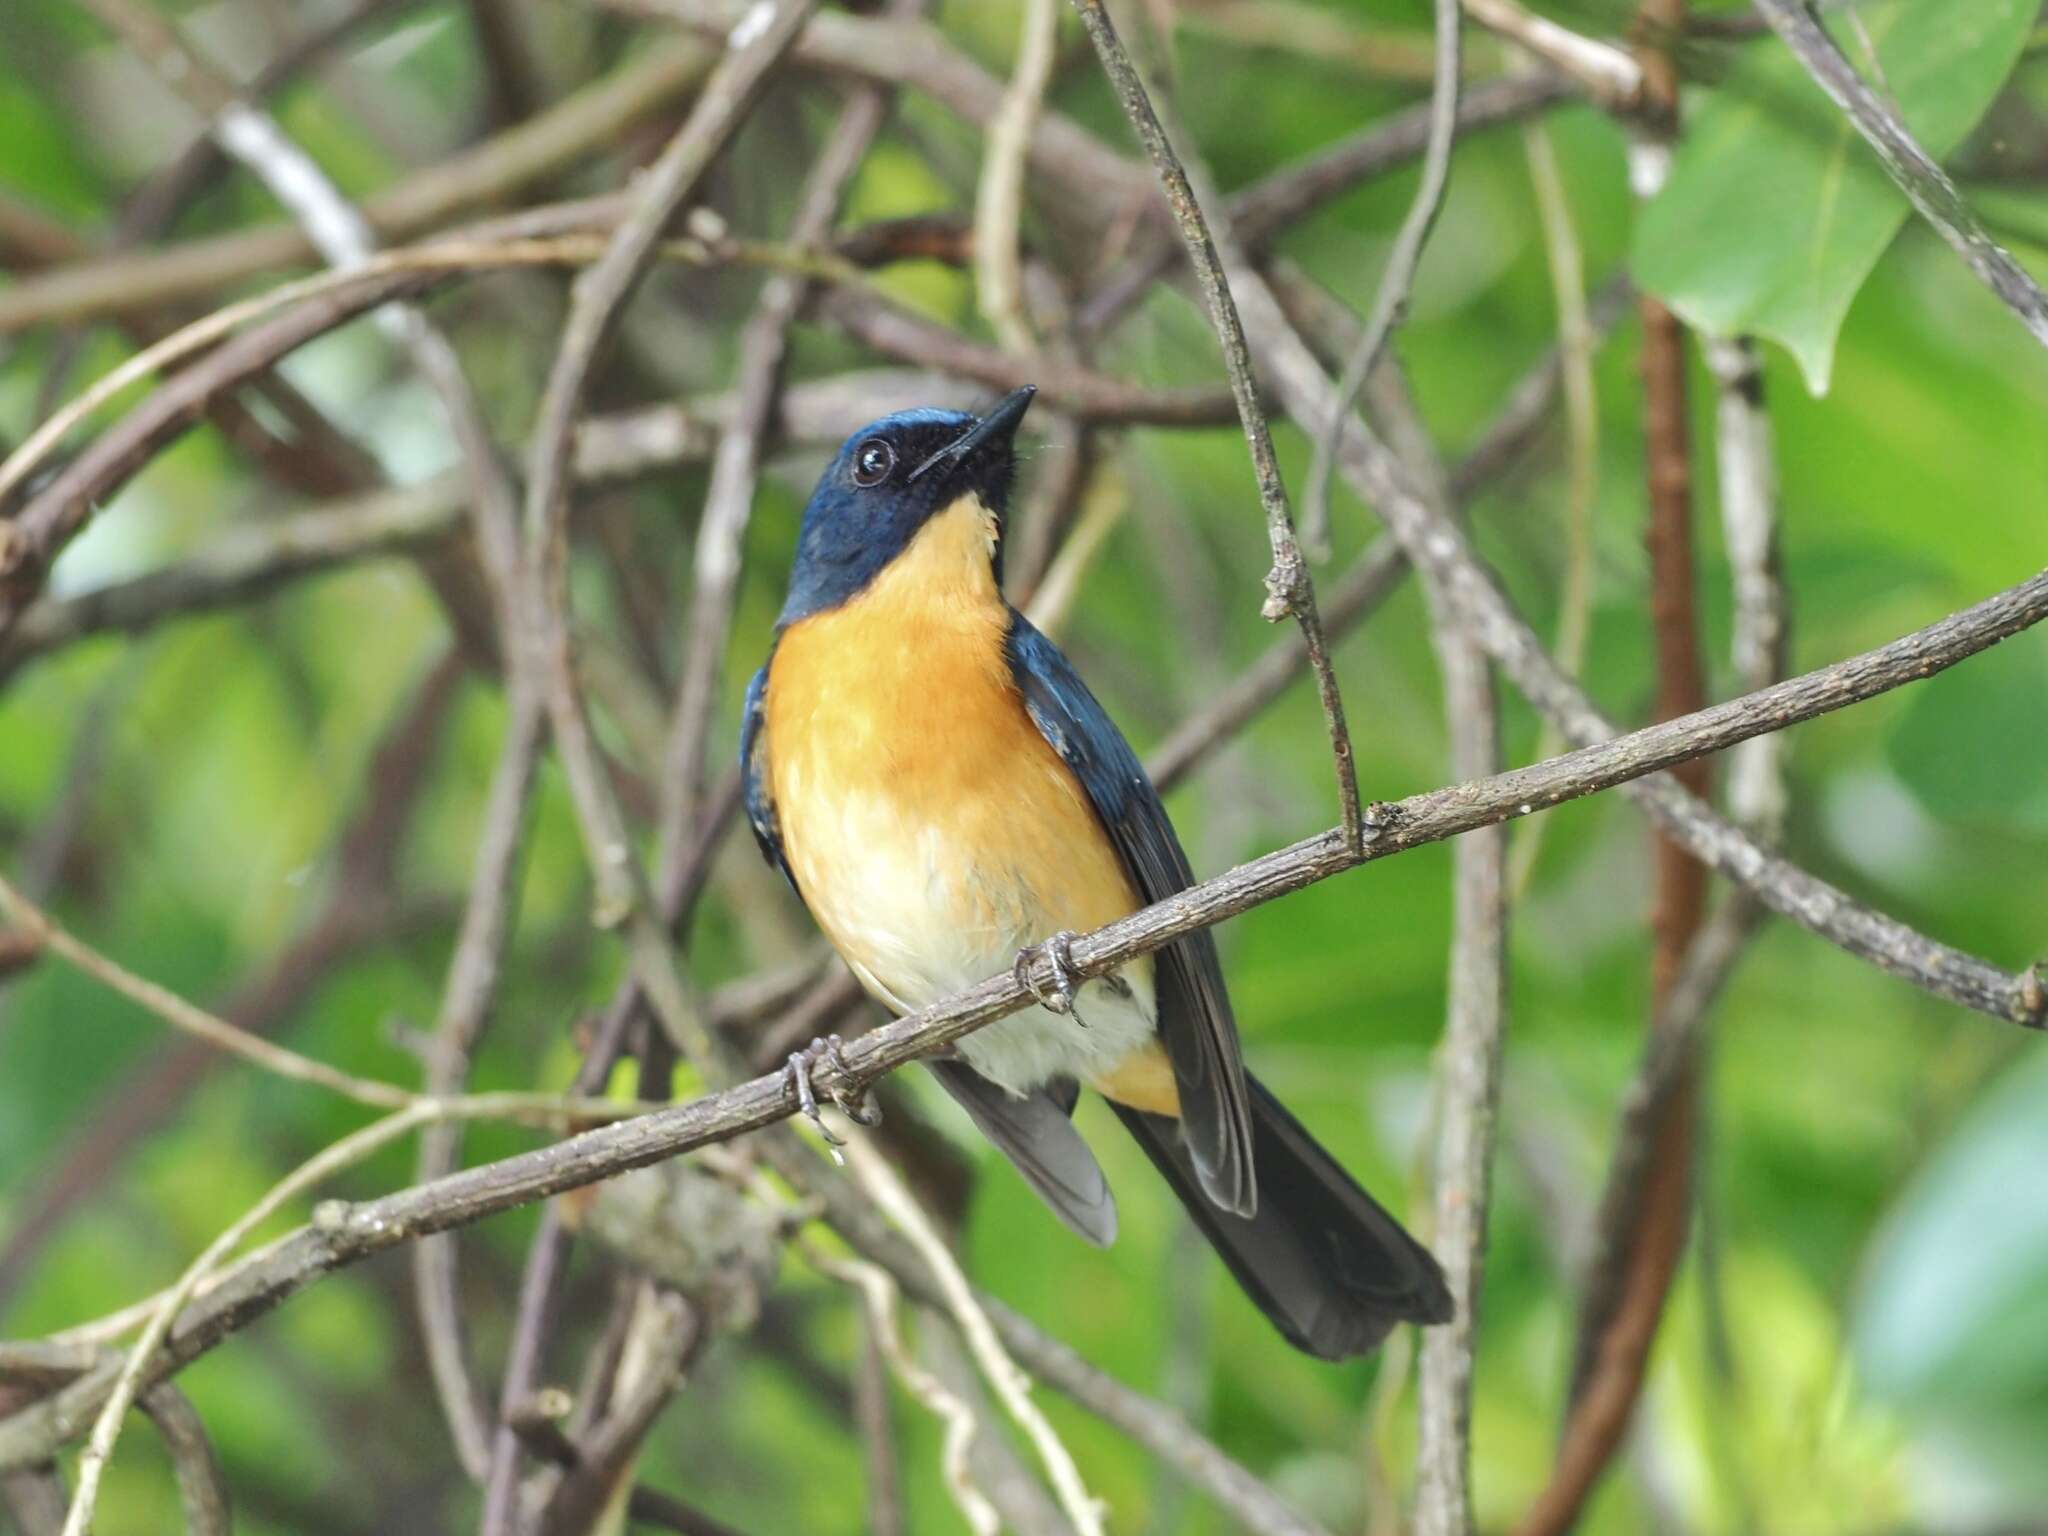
left=740, top=385, right=1451, bottom=1358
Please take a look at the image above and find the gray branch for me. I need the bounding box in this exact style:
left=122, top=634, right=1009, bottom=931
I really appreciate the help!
left=3, top=557, right=2043, bottom=1471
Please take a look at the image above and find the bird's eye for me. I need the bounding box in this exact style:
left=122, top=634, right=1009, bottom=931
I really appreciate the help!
left=852, top=438, right=895, bottom=487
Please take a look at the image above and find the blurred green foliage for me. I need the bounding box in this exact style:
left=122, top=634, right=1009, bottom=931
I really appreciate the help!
left=1, top=1, right=2046, bottom=1533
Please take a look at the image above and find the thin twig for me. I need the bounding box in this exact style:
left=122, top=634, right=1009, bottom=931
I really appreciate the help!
left=806, top=1248, right=1000, bottom=1536
left=411, top=675, right=548, bottom=1481
left=0, top=874, right=411, bottom=1114
left=4, top=564, right=2045, bottom=1472
left=844, top=1136, right=1106, bottom=1536
left=535, top=1289, right=706, bottom=1536
left=41, top=23, right=549, bottom=1476
left=975, top=0, right=1061, bottom=353
left=1204, top=258, right=2042, bottom=1023
left=0, top=41, right=715, bottom=334
left=135, top=1383, right=232, bottom=1536
left=0, top=658, right=459, bottom=1308
left=1301, top=0, right=1462, bottom=557
left=1753, top=0, right=2048, bottom=354
left=1077, top=70, right=1572, bottom=337
left=655, top=45, right=899, bottom=934
left=1705, top=336, right=1788, bottom=837
left=56, top=1099, right=451, bottom=1535
left=1525, top=28, right=1706, bottom=1523
left=0, top=872, right=646, bottom=1128
left=1505, top=107, right=1599, bottom=895
left=1513, top=898, right=1759, bottom=1536
left=490, top=12, right=826, bottom=1521
left=855, top=1295, right=904, bottom=1536
left=1365, top=377, right=1507, bottom=1536
left=1149, top=286, right=1624, bottom=794
left=1068, top=0, right=1365, bottom=845
left=1459, top=0, right=1643, bottom=112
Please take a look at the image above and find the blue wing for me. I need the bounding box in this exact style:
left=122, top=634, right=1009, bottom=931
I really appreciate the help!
left=739, top=659, right=794, bottom=893
left=1005, top=611, right=1255, bottom=1216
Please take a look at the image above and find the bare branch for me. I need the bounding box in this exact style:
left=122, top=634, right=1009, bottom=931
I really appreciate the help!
left=975, top=0, right=1061, bottom=353
left=844, top=1137, right=1105, bottom=1536
left=1753, top=0, right=2048, bottom=354
left=1068, top=0, right=1365, bottom=845
left=805, top=1249, right=1001, bottom=1536
left=1706, top=335, right=1789, bottom=838
left=1302, top=0, right=1462, bottom=556
left=1359, top=377, right=1508, bottom=1536
left=1211, top=260, right=2040, bottom=1023
left=4, top=560, right=2042, bottom=1472
left=1460, top=0, right=1643, bottom=111
left=1078, top=71, right=1572, bottom=338
left=0, top=41, right=716, bottom=333
left=659, top=55, right=919, bottom=896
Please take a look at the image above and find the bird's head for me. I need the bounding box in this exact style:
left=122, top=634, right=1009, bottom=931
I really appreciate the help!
left=776, top=385, right=1035, bottom=627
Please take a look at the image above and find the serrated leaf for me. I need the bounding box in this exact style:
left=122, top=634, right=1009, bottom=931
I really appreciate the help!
left=1633, top=0, right=2035, bottom=394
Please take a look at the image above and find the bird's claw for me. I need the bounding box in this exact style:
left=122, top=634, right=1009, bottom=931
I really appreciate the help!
left=1016, top=930, right=1084, bottom=1017
left=784, top=1034, right=880, bottom=1166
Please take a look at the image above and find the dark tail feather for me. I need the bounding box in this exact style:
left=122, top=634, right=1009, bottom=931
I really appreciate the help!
left=1110, top=1073, right=1452, bottom=1359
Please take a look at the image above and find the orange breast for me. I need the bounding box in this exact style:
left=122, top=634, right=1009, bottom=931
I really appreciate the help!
left=761, top=496, right=1142, bottom=1012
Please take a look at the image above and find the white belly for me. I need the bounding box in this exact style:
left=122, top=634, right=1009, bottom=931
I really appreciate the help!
left=780, top=777, right=1157, bottom=1099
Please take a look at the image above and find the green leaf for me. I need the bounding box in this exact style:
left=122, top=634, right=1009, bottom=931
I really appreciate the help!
left=1632, top=0, right=2035, bottom=394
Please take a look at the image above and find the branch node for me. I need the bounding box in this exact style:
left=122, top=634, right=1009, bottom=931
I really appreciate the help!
left=0, top=928, right=43, bottom=979
left=2019, top=962, right=2047, bottom=1028
left=1361, top=801, right=1401, bottom=840
left=1261, top=560, right=1301, bottom=622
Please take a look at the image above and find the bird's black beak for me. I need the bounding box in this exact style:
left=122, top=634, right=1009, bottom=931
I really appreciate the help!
left=907, top=385, right=1036, bottom=483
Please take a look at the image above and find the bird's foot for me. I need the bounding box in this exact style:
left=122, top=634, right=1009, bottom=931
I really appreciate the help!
left=784, top=1034, right=881, bottom=1166
left=1015, top=930, right=1086, bottom=1022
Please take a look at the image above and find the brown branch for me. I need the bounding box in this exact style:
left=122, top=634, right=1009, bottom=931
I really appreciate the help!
left=411, top=674, right=549, bottom=1481
left=0, top=264, right=437, bottom=636
left=1460, top=0, right=1644, bottom=112
left=857, top=1303, right=904, bottom=1536
left=5, top=562, right=2044, bottom=1471
left=0, top=1465, right=66, bottom=1536
left=536, top=1292, right=705, bottom=1536
left=1512, top=898, right=1759, bottom=1536
left=1514, top=23, right=1703, bottom=1522
left=1526, top=301, right=1708, bottom=1536
left=82, top=12, right=556, bottom=1480
left=464, top=0, right=545, bottom=127
left=135, top=1383, right=233, bottom=1536
left=606, top=0, right=1154, bottom=230
left=815, top=287, right=1238, bottom=424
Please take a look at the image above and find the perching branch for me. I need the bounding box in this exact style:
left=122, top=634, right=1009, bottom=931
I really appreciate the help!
left=4, top=559, right=2043, bottom=1471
